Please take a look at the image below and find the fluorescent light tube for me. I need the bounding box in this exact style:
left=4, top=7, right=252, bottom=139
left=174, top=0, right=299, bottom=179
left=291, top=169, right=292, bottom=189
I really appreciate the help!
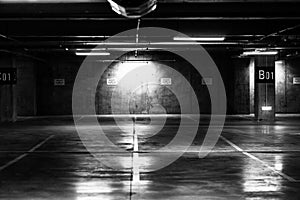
left=173, top=37, right=225, bottom=41
left=75, top=52, right=110, bottom=56
left=242, top=51, right=278, bottom=56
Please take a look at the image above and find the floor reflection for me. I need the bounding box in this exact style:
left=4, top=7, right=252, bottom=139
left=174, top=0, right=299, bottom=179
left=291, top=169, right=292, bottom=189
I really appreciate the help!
left=75, top=180, right=128, bottom=200
left=243, top=154, right=283, bottom=193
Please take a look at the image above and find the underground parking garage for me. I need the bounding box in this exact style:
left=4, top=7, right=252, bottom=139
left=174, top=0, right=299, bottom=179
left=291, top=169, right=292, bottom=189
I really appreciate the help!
left=1, top=0, right=300, bottom=199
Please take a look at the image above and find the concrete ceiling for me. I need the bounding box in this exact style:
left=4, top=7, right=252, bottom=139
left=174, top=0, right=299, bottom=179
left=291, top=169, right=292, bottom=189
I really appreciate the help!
left=0, top=0, right=300, bottom=58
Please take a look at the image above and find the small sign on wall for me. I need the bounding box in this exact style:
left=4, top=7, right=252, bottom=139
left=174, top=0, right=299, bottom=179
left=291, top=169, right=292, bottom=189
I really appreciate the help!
left=202, top=77, right=213, bottom=85
left=107, top=78, right=118, bottom=86
left=262, top=106, right=272, bottom=111
left=0, top=68, right=17, bottom=85
left=160, top=78, right=172, bottom=86
left=255, top=67, right=275, bottom=83
left=54, top=79, right=65, bottom=86
left=293, top=77, right=300, bottom=85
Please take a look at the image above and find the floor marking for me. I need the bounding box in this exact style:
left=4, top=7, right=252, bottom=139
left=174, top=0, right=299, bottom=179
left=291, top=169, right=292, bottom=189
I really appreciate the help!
left=77, top=116, right=84, bottom=122
left=130, top=117, right=140, bottom=200
left=0, top=135, right=54, bottom=172
left=2, top=149, right=300, bottom=154
left=220, top=135, right=298, bottom=182
left=133, top=125, right=139, bottom=152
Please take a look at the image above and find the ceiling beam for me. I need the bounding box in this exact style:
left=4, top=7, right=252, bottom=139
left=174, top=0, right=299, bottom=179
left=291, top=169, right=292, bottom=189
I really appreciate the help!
left=1, top=2, right=300, bottom=20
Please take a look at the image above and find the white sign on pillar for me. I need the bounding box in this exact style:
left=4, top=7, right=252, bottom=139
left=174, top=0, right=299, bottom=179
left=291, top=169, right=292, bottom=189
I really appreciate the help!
left=293, top=77, right=300, bottom=85
left=54, top=79, right=65, bottom=86
left=107, top=78, right=118, bottom=86
left=160, top=78, right=172, bottom=86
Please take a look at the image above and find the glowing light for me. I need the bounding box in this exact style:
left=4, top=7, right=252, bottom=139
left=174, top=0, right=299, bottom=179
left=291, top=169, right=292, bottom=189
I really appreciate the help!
left=84, top=42, right=235, bottom=45
left=249, top=59, right=255, bottom=113
left=75, top=52, right=110, bottom=56
left=115, top=62, right=159, bottom=92
left=262, top=106, right=272, bottom=111
left=76, top=181, right=114, bottom=194
left=173, top=36, right=225, bottom=41
left=275, top=61, right=286, bottom=113
left=242, top=50, right=278, bottom=56
left=243, top=155, right=282, bottom=193
left=274, top=155, right=283, bottom=171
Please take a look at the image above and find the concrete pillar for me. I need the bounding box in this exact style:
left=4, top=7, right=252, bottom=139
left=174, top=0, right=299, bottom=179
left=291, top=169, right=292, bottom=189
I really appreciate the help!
left=254, top=56, right=275, bottom=121
left=0, top=55, right=17, bottom=123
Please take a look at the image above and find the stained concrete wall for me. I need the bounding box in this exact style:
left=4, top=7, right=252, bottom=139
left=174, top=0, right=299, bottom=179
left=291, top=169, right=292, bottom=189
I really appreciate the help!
left=3, top=52, right=300, bottom=119
left=2, top=51, right=299, bottom=117
left=247, top=57, right=300, bottom=114
left=0, top=53, right=40, bottom=121
left=37, top=58, right=80, bottom=115
left=275, top=58, right=300, bottom=113
left=16, top=57, right=37, bottom=116
left=232, top=58, right=250, bottom=114
left=36, top=51, right=244, bottom=115
left=0, top=54, right=17, bottom=122
left=96, top=52, right=196, bottom=114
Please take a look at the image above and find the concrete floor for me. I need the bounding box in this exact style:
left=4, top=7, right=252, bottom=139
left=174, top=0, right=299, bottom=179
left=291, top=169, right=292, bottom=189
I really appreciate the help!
left=0, top=115, right=300, bottom=200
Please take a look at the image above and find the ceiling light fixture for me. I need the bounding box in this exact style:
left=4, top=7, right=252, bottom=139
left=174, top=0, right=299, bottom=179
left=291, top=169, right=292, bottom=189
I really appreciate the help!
left=242, top=50, right=278, bottom=56
left=173, top=36, right=225, bottom=41
left=75, top=52, right=111, bottom=56
left=84, top=42, right=236, bottom=46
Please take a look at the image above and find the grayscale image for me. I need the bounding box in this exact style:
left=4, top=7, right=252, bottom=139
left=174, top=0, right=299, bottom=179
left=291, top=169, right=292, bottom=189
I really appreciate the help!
left=0, top=0, right=300, bottom=199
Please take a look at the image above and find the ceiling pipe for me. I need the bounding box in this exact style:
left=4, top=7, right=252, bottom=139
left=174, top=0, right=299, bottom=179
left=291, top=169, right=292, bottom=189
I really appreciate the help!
left=0, top=0, right=298, bottom=3
left=0, top=33, right=47, bottom=62
left=258, top=24, right=300, bottom=41
left=2, top=17, right=300, bottom=21
left=0, top=49, right=47, bottom=63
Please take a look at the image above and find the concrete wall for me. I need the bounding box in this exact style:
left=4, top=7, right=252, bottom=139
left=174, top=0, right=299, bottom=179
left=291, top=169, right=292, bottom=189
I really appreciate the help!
left=0, top=53, right=40, bottom=121
left=232, top=58, right=250, bottom=114
left=275, top=58, right=300, bottom=113
left=36, top=51, right=244, bottom=115
left=0, top=54, right=17, bottom=122
left=3, top=52, right=300, bottom=119
left=246, top=57, right=300, bottom=114
left=37, top=58, right=80, bottom=115
left=96, top=52, right=196, bottom=114
left=16, top=57, right=37, bottom=116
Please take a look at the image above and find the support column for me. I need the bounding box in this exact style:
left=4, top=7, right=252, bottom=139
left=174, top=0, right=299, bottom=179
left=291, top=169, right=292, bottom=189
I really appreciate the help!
left=254, top=56, right=275, bottom=121
left=0, top=54, right=17, bottom=123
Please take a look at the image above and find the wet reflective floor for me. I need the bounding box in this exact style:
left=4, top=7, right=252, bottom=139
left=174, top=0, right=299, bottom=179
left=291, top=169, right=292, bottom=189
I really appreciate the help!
left=0, top=115, right=300, bottom=200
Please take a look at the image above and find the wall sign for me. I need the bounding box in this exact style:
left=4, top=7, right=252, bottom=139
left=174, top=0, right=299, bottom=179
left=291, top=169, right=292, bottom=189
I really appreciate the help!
left=0, top=68, right=17, bottom=85
left=160, top=78, right=172, bottom=86
left=54, top=79, right=65, bottom=86
left=202, top=77, right=213, bottom=85
left=107, top=78, right=118, bottom=86
left=293, top=77, right=300, bottom=85
left=255, top=67, right=275, bottom=83
left=262, top=106, right=272, bottom=111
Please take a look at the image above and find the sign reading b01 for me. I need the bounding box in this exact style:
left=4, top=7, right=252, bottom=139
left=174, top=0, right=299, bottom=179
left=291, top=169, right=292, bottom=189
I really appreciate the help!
left=0, top=68, right=17, bottom=85
left=255, top=67, right=275, bottom=83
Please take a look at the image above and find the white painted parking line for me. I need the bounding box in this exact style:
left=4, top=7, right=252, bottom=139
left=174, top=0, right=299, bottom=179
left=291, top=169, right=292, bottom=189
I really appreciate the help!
left=130, top=117, right=140, bottom=199
left=77, top=116, right=85, bottom=122
left=220, top=135, right=298, bottom=182
left=132, top=119, right=140, bottom=183
left=133, top=125, right=139, bottom=152
left=0, top=135, right=54, bottom=172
